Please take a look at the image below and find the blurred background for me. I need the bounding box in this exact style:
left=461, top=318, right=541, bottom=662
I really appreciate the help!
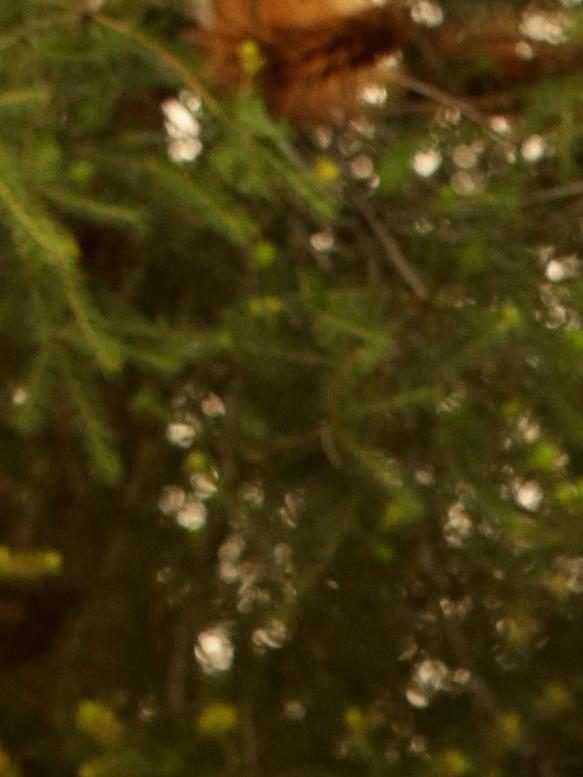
left=2, top=1, right=583, bottom=775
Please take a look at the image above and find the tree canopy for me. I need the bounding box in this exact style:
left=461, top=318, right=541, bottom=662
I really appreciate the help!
left=2, top=2, right=583, bottom=776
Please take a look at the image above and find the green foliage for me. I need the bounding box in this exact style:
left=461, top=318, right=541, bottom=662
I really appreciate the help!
left=2, top=2, right=583, bottom=777
left=196, top=703, right=238, bottom=737
left=0, top=547, right=61, bottom=579
left=76, top=701, right=124, bottom=748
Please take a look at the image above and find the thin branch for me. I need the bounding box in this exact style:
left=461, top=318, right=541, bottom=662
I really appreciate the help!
left=94, top=14, right=223, bottom=117
left=392, top=89, right=520, bottom=116
left=94, top=14, right=333, bottom=220
left=354, top=195, right=428, bottom=300
left=529, top=180, right=583, bottom=204
left=394, top=73, right=516, bottom=147
left=320, top=422, right=343, bottom=468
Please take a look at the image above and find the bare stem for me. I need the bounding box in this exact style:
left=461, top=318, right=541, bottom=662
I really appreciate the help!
left=355, top=195, right=428, bottom=300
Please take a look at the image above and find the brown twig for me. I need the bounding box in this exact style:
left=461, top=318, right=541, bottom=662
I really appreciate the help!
left=354, top=195, right=428, bottom=300
left=394, top=73, right=517, bottom=147
left=529, top=180, right=583, bottom=204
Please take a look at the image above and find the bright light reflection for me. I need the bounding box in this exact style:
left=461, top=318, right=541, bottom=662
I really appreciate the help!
left=176, top=499, right=206, bottom=531
left=520, top=11, right=567, bottom=44
left=413, top=149, right=442, bottom=177
left=162, top=92, right=204, bottom=163
left=521, top=134, right=545, bottom=162
left=195, top=624, right=234, bottom=674
left=411, top=0, right=444, bottom=27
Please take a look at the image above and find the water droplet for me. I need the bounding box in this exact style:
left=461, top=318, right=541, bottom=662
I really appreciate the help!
left=411, top=0, right=444, bottom=27
left=201, top=392, right=226, bottom=417
left=166, top=421, right=198, bottom=448
left=195, top=625, right=234, bottom=674
left=413, top=149, right=442, bottom=177
left=176, top=500, right=206, bottom=531
left=406, top=687, right=430, bottom=708
left=159, top=485, right=186, bottom=515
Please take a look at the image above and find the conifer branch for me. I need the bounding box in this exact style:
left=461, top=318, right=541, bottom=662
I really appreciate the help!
left=94, top=14, right=222, bottom=116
